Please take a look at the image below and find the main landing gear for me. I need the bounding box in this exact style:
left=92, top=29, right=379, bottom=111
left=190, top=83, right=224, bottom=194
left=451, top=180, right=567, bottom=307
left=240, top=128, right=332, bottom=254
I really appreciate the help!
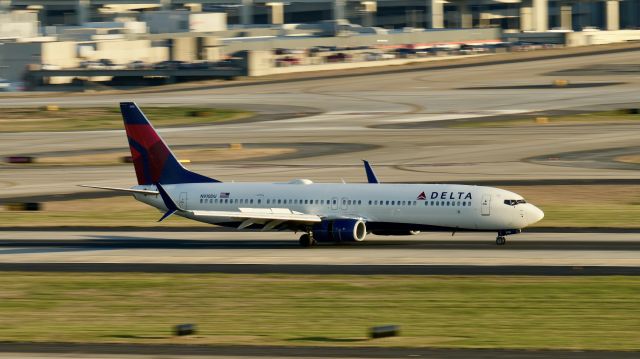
left=299, top=233, right=316, bottom=247
left=496, top=235, right=506, bottom=246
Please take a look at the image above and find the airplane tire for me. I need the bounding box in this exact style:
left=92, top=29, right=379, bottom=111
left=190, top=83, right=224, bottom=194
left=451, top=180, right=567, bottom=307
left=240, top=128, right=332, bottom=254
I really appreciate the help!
left=496, top=236, right=506, bottom=246
left=299, top=234, right=313, bottom=248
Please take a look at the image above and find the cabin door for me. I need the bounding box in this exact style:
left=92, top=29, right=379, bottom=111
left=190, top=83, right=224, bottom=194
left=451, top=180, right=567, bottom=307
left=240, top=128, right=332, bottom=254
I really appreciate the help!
left=481, top=194, right=491, bottom=216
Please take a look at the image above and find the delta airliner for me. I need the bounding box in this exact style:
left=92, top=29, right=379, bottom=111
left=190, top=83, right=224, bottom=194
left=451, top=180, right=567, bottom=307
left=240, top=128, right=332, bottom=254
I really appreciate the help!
left=82, top=102, right=544, bottom=247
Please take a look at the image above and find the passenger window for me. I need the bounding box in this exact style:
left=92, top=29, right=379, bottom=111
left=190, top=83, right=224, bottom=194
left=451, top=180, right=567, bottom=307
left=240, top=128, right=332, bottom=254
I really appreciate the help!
left=424, top=201, right=428, bottom=206
left=386, top=201, right=389, bottom=205
left=358, top=200, right=361, bottom=205
left=462, top=202, right=466, bottom=207
left=267, top=199, right=270, bottom=204
left=315, top=200, right=319, bottom=204
left=447, top=201, right=450, bottom=206
left=257, top=199, right=261, bottom=204
left=457, top=201, right=460, bottom=206
left=250, top=199, right=254, bottom=204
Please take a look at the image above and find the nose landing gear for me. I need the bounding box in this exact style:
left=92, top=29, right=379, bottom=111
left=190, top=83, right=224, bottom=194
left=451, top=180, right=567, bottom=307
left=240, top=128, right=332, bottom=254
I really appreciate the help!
left=495, top=229, right=520, bottom=245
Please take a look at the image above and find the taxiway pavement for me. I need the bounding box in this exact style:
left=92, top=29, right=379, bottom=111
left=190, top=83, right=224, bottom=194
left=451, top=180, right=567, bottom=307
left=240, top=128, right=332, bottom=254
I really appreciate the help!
left=1, top=231, right=639, bottom=269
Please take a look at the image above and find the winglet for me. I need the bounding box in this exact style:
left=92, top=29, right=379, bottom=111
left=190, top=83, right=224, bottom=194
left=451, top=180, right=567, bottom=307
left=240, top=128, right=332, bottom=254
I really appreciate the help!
left=363, top=160, right=380, bottom=184
left=155, top=183, right=183, bottom=222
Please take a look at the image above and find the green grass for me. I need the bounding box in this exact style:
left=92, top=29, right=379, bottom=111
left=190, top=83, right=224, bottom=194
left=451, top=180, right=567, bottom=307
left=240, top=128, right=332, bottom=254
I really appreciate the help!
left=450, top=110, right=640, bottom=128
left=0, top=107, right=252, bottom=132
left=0, top=273, right=638, bottom=350
left=535, top=204, right=640, bottom=228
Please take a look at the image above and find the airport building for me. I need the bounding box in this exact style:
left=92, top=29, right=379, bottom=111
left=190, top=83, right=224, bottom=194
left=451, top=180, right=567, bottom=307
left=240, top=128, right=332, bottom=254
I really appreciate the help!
left=0, top=0, right=638, bottom=31
left=1, top=0, right=640, bottom=89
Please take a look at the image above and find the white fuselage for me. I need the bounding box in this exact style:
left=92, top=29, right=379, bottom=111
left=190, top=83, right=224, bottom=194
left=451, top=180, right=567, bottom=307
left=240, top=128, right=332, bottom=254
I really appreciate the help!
left=133, top=181, right=544, bottom=232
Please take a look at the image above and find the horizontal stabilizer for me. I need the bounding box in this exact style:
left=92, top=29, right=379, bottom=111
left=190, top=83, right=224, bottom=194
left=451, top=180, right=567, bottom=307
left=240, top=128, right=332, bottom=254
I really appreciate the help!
left=78, top=185, right=159, bottom=195
left=155, top=183, right=184, bottom=222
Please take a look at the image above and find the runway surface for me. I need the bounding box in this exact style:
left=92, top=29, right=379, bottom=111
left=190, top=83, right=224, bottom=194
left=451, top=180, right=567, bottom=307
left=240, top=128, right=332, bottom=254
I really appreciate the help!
left=1, top=231, right=639, bottom=270
left=2, top=47, right=640, bottom=199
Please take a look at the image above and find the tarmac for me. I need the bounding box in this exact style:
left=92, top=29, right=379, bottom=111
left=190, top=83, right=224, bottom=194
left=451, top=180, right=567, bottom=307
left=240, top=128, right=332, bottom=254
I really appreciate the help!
left=1, top=231, right=639, bottom=268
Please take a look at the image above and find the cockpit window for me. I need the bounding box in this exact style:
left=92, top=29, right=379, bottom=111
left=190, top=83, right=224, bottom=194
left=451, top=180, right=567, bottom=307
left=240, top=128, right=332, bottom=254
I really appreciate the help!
left=504, top=199, right=527, bottom=206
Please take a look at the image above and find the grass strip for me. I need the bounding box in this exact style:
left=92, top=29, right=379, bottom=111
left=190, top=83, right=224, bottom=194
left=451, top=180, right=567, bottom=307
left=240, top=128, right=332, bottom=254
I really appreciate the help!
left=449, top=110, right=640, bottom=128
left=0, top=107, right=252, bottom=132
left=0, top=273, right=638, bottom=350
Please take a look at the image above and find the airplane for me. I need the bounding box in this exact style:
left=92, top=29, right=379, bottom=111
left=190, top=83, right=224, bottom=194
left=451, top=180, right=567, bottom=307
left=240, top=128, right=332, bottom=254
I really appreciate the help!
left=82, top=102, right=544, bottom=247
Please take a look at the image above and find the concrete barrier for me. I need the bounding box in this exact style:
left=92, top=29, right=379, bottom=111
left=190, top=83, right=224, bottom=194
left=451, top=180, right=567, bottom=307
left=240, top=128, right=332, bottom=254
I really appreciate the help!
left=369, top=325, right=400, bottom=339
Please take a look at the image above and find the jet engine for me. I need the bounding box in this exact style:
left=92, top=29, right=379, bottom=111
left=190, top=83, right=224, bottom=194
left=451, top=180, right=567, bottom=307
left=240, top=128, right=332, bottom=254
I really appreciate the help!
left=313, top=219, right=367, bottom=242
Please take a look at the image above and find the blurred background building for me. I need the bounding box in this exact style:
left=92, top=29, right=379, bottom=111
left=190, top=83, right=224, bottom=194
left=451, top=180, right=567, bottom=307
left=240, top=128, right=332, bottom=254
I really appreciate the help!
left=1, top=0, right=639, bottom=89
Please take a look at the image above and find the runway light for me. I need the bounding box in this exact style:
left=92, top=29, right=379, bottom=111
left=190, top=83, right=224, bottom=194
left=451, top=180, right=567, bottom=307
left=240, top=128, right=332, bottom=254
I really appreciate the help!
left=41, top=105, right=59, bottom=111
left=174, top=323, right=197, bottom=336
left=369, top=324, right=400, bottom=339
left=552, top=79, right=569, bottom=87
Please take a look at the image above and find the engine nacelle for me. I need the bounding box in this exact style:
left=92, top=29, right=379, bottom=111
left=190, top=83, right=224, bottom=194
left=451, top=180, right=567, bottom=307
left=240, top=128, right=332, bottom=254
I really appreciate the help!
left=313, top=219, right=367, bottom=242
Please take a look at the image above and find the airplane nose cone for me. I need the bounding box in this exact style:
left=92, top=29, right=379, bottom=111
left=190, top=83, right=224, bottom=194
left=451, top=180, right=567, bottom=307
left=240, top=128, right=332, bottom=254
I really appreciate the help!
left=528, top=205, right=544, bottom=225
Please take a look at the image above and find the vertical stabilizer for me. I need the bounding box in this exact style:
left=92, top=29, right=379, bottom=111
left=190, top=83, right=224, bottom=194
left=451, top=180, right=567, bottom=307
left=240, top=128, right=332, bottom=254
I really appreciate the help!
left=363, top=160, right=380, bottom=184
left=120, top=102, right=219, bottom=185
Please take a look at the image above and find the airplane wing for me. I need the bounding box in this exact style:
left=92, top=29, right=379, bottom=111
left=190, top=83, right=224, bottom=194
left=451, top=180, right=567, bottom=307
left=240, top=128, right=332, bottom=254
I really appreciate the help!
left=190, top=208, right=322, bottom=229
